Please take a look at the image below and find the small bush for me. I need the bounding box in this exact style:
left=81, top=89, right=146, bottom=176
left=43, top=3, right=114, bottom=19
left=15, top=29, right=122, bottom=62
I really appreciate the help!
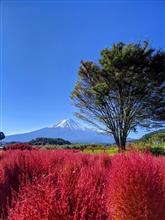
left=149, top=147, right=165, bottom=156
left=3, top=143, right=36, bottom=151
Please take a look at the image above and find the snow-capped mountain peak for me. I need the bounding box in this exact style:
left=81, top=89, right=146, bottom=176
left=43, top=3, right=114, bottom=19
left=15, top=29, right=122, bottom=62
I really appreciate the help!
left=5, top=118, right=114, bottom=144
left=55, top=119, right=81, bottom=129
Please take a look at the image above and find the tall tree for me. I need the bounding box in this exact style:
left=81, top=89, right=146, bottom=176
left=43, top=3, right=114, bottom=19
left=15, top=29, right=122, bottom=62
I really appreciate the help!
left=71, top=42, right=165, bottom=151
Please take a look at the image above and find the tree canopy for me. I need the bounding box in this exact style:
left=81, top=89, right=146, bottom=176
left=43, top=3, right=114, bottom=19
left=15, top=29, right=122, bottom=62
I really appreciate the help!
left=71, top=42, right=165, bottom=150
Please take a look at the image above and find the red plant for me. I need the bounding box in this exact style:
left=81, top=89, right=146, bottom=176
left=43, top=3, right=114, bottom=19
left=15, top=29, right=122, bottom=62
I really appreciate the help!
left=0, top=150, right=56, bottom=218
left=0, top=150, right=165, bottom=220
left=3, top=143, right=36, bottom=151
left=107, top=152, right=165, bottom=220
left=8, top=152, right=110, bottom=220
left=0, top=150, right=111, bottom=219
left=9, top=166, right=109, bottom=219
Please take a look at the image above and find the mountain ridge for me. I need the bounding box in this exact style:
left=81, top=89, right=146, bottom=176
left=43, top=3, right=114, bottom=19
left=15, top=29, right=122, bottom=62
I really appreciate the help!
left=4, top=119, right=114, bottom=144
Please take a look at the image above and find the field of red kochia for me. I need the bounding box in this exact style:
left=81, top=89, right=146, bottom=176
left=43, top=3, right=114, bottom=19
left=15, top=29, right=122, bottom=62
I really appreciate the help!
left=0, top=149, right=165, bottom=220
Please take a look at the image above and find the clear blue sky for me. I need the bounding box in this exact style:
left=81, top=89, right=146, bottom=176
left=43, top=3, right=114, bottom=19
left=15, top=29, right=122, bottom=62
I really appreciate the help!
left=1, top=0, right=165, bottom=137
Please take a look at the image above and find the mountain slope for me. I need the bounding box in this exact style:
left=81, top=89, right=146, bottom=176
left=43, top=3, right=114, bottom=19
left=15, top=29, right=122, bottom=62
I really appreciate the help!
left=4, top=119, right=114, bottom=144
left=139, top=129, right=165, bottom=142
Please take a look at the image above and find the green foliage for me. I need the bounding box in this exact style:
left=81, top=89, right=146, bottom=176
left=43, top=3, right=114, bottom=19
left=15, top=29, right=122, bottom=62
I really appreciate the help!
left=37, top=143, right=116, bottom=154
left=43, top=144, right=80, bottom=150
left=139, top=129, right=165, bottom=143
left=149, top=147, right=165, bottom=156
left=135, top=129, right=165, bottom=148
left=29, top=137, right=71, bottom=146
left=71, top=41, right=165, bottom=150
left=133, top=129, right=165, bottom=156
left=84, top=147, right=118, bottom=155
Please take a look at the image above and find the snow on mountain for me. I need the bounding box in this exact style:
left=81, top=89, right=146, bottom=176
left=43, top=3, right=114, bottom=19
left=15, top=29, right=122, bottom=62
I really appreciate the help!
left=4, top=119, right=114, bottom=144
left=55, top=119, right=81, bottom=129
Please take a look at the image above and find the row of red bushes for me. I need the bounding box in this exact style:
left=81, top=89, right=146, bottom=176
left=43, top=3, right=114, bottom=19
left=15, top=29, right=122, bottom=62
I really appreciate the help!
left=3, top=143, right=36, bottom=151
left=0, top=149, right=165, bottom=219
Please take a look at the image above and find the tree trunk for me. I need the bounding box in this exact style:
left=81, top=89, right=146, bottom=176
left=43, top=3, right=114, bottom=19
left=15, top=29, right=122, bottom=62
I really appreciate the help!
left=121, top=136, right=127, bottom=151
left=113, top=135, right=121, bottom=152
left=121, top=144, right=126, bottom=151
left=113, top=134, right=127, bottom=152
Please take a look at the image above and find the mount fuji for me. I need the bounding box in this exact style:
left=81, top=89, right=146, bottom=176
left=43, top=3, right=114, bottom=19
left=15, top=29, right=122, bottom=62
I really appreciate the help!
left=4, top=119, right=114, bottom=144
left=49, top=119, right=82, bottom=129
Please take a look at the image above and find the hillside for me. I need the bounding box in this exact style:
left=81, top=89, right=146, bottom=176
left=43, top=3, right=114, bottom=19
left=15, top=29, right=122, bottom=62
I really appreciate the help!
left=29, top=137, right=71, bottom=145
left=139, top=129, right=165, bottom=144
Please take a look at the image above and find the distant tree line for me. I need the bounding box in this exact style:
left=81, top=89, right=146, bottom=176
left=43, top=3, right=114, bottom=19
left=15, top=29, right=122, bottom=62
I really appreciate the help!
left=29, top=137, right=71, bottom=145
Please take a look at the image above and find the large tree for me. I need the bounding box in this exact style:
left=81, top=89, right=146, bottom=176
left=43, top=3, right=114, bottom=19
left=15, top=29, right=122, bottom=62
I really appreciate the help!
left=71, top=42, right=165, bottom=151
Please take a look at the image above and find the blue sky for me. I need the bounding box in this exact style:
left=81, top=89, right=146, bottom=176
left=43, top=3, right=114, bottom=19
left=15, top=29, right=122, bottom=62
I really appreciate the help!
left=1, top=0, right=165, bottom=138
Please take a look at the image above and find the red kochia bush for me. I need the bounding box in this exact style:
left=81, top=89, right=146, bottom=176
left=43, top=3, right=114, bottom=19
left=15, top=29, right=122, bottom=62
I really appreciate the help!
left=0, top=150, right=69, bottom=219
left=107, top=152, right=165, bottom=220
left=0, top=150, right=111, bottom=219
left=1, top=150, right=165, bottom=220
left=8, top=153, right=110, bottom=220
left=0, top=150, right=53, bottom=218
left=3, top=143, right=35, bottom=151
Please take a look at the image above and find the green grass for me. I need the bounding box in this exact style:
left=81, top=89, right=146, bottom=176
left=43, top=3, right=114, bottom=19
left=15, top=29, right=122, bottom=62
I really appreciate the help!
left=40, top=145, right=118, bottom=155
left=83, top=147, right=118, bottom=155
